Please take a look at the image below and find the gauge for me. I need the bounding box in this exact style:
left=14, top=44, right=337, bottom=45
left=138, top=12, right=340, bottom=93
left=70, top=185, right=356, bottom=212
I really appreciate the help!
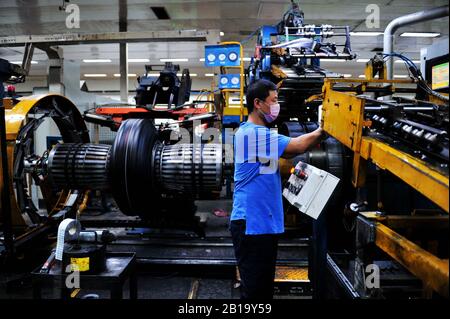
left=231, top=77, right=240, bottom=85
left=207, top=54, right=216, bottom=62
left=228, top=52, right=238, bottom=62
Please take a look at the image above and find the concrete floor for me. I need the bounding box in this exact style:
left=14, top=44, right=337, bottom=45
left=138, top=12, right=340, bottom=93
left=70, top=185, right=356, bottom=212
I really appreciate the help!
left=0, top=199, right=310, bottom=299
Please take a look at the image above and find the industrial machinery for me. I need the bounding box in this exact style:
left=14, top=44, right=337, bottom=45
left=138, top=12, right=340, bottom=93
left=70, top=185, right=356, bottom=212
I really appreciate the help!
left=244, top=1, right=449, bottom=299
left=242, top=1, right=355, bottom=298
left=134, top=62, right=192, bottom=109
left=1, top=0, right=447, bottom=300
left=245, top=0, right=354, bottom=231
left=0, top=90, right=226, bottom=268
left=0, top=93, right=91, bottom=262
left=247, top=0, right=355, bottom=123
left=83, top=62, right=212, bottom=132
left=319, top=52, right=449, bottom=298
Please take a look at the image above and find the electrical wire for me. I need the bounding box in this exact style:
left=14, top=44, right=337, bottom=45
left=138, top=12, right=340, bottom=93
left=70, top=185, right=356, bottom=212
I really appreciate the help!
left=241, top=27, right=262, bottom=45
left=383, top=52, right=449, bottom=103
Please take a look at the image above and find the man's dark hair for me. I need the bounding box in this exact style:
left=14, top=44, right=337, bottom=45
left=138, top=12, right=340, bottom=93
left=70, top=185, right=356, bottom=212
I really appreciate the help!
left=246, top=79, right=278, bottom=113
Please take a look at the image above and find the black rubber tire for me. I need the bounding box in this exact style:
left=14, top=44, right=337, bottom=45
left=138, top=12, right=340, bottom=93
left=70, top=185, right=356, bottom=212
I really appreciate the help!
left=109, top=118, right=160, bottom=217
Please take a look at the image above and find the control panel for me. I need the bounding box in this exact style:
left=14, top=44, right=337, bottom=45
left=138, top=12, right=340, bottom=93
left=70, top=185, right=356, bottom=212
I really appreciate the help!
left=283, top=161, right=340, bottom=219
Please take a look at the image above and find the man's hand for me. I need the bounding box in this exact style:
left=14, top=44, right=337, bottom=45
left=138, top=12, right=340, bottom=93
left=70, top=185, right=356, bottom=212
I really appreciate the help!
left=317, top=127, right=329, bottom=142
left=282, top=127, right=327, bottom=158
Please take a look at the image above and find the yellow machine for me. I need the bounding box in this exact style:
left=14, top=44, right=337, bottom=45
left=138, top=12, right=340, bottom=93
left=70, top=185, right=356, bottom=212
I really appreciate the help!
left=320, top=59, right=449, bottom=298
left=0, top=94, right=90, bottom=257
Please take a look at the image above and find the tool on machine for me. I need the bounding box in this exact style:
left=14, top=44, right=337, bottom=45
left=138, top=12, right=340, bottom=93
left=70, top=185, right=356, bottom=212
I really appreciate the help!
left=52, top=218, right=115, bottom=274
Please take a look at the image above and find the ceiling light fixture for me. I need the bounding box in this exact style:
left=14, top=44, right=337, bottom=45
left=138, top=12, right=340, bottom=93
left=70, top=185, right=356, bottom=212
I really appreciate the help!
left=160, top=58, right=189, bottom=62
left=128, top=59, right=150, bottom=63
left=400, top=32, right=440, bottom=38
left=84, top=74, right=107, bottom=77
left=113, top=73, right=137, bottom=77
left=350, top=32, right=383, bottom=36
left=83, top=59, right=112, bottom=63
left=321, top=59, right=346, bottom=63
left=11, top=60, right=38, bottom=64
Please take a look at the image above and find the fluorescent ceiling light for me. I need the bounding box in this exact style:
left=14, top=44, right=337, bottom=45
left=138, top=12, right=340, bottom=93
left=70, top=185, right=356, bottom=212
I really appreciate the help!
left=400, top=32, right=440, bottom=38
left=11, top=60, right=38, bottom=64
left=84, top=74, right=107, bottom=77
left=177, top=73, right=197, bottom=77
left=160, top=58, right=189, bottom=62
left=395, top=60, right=420, bottom=64
left=220, top=31, right=225, bottom=36
left=205, top=73, right=215, bottom=77
left=321, top=59, right=346, bottom=63
left=359, top=74, right=380, bottom=79
left=241, top=57, right=251, bottom=62
left=357, top=59, right=370, bottom=63
left=350, top=32, right=383, bottom=36
left=113, top=73, right=137, bottom=77
left=342, top=74, right=352, bottom=78
left=199, top=58, right=205, bottom=62
left=128, top=58, right=149, bottom=63
left=83, top=59, right=112, bottom=63
left=394, top=75, right=408, bottom=78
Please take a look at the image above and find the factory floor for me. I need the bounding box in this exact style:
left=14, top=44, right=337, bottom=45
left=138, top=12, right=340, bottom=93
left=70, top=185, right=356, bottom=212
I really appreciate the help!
left=0, top=199, right=311, bottom=299
left=0, top=273, right=240, bottom=299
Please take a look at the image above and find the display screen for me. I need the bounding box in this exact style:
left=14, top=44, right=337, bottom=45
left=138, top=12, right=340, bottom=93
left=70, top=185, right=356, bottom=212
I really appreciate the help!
left=432, top=61, right=449, bottom=90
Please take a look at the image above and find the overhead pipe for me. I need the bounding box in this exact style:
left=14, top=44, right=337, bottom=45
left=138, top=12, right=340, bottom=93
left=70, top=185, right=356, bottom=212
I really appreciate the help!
left=384, top=5, right=449, bottom=79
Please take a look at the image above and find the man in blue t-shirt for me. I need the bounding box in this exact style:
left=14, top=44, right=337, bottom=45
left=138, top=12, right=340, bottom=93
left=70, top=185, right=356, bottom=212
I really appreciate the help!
left=230, top=79, right=326, bottom=299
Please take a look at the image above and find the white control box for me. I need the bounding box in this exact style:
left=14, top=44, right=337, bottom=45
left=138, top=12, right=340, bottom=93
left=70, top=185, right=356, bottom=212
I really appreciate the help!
left=283, top=161, right=340, bottom=219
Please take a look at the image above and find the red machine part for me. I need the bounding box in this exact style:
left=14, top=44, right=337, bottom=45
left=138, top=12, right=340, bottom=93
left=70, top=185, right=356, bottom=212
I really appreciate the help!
left=95, top=106, right=209, bottom=127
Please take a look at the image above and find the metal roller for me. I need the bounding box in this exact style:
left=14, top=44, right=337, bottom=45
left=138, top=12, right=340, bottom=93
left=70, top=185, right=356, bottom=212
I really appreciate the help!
left=48, top=143, right=111, bottom=191
left=46, top=118, right=224, bottom=218
left=108, top=118, right=224, bottom=217
left=154, top=143, right=223, bottom=194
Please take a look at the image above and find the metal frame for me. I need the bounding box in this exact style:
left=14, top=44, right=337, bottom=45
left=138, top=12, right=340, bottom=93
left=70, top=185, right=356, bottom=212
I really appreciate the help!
left=321, top=72, right=449, bottom=298
left=0, top=30, right=220, bottom=47
left=355, top=214, right=449, bottom=298
left=1, top=94, right=90, bottom=257
left=321, top=78, right=449, bottom=212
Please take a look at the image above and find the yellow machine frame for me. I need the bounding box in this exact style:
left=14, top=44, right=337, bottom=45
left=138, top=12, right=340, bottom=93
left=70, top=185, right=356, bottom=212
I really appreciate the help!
left=1, top=94, right=88, bottom=231
left=321, top=74, right=449, bottom=297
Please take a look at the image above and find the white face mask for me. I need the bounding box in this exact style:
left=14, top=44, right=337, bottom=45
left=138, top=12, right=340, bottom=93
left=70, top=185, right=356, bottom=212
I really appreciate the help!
left=259, top=102, right=280, bottom=123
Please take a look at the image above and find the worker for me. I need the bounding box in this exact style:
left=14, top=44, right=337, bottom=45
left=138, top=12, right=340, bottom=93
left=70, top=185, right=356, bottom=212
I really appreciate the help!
left=230, top=79, right=327, bottom=299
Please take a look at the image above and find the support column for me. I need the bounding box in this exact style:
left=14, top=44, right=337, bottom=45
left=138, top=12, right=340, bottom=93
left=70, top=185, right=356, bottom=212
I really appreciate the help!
left=119, top=0, right=128, bottom=103
left=119, top=43, right=128, bottom=103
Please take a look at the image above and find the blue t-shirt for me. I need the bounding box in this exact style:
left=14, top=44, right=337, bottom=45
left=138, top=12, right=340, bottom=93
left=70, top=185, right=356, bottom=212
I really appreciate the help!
left=231, top=121, right=291, bottom=235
